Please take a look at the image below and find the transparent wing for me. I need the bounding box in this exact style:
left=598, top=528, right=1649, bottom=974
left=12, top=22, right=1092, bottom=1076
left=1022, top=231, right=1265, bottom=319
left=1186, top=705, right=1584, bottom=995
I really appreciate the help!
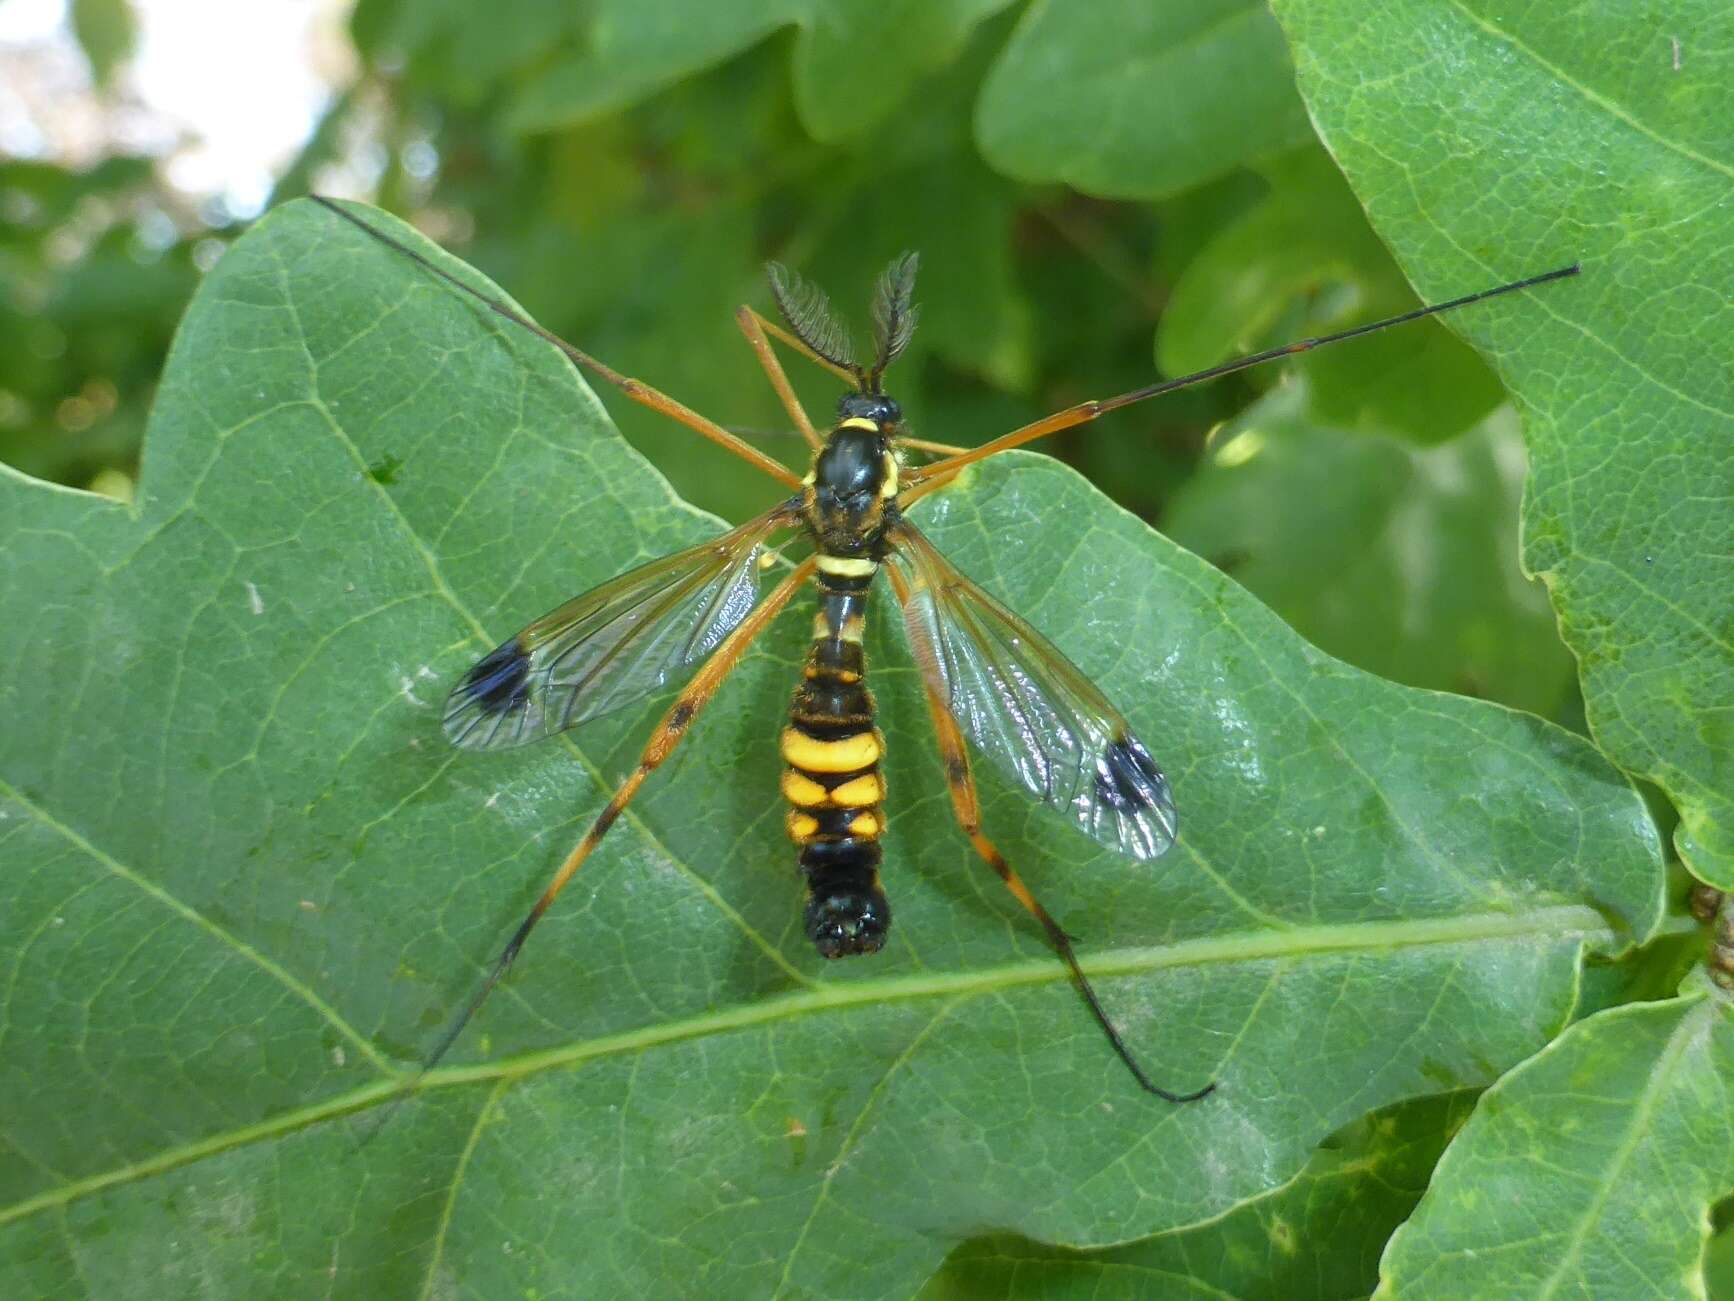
left=445, top=503, right=799, bottom=750
left=888, top=521, right=1177, bottom=860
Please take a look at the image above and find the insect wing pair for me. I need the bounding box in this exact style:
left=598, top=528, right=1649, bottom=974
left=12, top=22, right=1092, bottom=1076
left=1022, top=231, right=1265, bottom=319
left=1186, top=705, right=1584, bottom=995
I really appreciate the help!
left=314, top=193, right=1575, bottom=1104
left=445, top=501, right=1179, bottom=865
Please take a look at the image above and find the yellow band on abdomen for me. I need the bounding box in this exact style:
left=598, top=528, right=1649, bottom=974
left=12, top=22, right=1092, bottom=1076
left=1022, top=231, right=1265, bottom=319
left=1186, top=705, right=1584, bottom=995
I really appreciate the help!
left=781, top=769, right=830, bottom=807
left=780, top=727, right=882, bottom=773
left=827, top=772, right=883, bottom=807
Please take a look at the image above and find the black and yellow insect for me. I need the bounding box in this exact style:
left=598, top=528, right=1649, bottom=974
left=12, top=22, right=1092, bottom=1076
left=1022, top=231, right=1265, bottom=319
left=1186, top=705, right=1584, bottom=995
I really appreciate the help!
left=314, top=196, right=1575, bottom=1101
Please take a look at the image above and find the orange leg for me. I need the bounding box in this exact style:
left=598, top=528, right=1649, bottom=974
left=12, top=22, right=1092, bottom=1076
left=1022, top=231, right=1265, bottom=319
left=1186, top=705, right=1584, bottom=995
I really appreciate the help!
left=747, top=309, right=862, bottom=388
left=888, top=564, right=1214, bottom=1103
left=894, top=436, right=971, bottom=458
left=901, top=263, right=1582, bottom=489
left=313, top=197, right=802, bottom=491
left=896, top=467, right=961, bottom=508
left=410, top=555, right=820, bottom=1084
left=736, top=306, right=822, bottom=451
left=599, top=364, right=804, bottom=490
left=901, top=402, right=1103, bottom=490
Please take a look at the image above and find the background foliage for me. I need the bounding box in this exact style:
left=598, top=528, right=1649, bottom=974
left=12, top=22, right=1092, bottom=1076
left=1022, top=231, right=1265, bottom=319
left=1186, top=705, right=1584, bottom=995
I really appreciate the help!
left=1, top=0, right=1728, bottom=1296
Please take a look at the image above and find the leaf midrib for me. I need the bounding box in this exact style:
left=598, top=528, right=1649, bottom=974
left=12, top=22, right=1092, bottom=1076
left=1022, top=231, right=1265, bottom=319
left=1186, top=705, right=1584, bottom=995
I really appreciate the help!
left=0, top=903, right=1616, bottom=1229
left=1444, top=0, right=1733, bottom=182
left=1533, top=997, right=1710, bottom=1300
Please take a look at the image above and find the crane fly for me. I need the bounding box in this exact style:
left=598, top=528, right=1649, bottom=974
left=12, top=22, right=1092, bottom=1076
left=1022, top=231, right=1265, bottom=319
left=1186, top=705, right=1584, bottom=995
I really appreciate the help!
left=313, top=196, right=1576, bottom=1103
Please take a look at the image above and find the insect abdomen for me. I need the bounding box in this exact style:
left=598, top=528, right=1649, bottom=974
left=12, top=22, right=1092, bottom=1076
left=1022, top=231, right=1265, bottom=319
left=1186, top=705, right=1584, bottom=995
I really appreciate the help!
left=782, top=581, right=890, bottom=958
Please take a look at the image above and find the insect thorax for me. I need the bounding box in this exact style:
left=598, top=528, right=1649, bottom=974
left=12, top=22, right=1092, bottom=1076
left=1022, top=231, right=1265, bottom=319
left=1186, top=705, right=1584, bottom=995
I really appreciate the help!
left=802, top=418, right=900, bottom=556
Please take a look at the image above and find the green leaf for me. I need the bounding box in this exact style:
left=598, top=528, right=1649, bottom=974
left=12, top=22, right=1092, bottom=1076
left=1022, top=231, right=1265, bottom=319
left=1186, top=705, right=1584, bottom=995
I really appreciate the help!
left=1706, top=1206, right=1734, bottom=1300
left=1267, top=0, right=1734, bottom=885
left=797, top=153, right=1033, bottom=393
left=1165, top=385, right=1575, bottom=716
left=350, top=0, right=577, bottom=107
left=0, top=159, right=198, bottom=491
left=509, top=4, right=792, bottom=126
left=503, top=0, right=1015, bottom=142
left=1377, top=990, right=1734, bottom=1297
left=0, top=200, right=1663, bottom=1295
left=976, top=0, right=1313, bottom=199
left=1156, top=149, right=1507, bottom=443
left=409, top=24, right=1030, bottom=527
left=918, top=1092, right=1473, bottom=1301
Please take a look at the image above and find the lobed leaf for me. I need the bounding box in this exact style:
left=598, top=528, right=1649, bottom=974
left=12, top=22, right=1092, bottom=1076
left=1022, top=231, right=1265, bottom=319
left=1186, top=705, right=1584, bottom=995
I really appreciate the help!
left=976, top=0, right=1313, bottom=199
left=1269, top=0, right=1734, bottom=886
left=918, top=1092, right=1474, bottom=1300
left=1377, top=990, right=1734, bottom=1298
left=1166, top=385, right=1575, bottom=716
left=0, top=200, right=1662, bottom=1296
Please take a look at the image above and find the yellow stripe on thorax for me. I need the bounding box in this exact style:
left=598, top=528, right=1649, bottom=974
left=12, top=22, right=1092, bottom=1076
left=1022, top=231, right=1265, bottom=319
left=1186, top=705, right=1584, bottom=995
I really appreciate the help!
left=816, top=554, right=877, bottom=579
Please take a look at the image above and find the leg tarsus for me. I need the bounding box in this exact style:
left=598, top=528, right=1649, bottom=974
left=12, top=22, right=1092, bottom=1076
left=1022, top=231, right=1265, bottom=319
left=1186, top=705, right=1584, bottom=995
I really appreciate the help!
left=1042, top=920, right=1214, bottom=1104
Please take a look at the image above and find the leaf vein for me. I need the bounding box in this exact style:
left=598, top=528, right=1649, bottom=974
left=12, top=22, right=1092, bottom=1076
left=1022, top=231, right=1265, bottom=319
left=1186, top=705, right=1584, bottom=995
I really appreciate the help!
left=1446, top=0, right=1734, bottom=182
left=0, top=904, right=1617, bottom=1229
left=0, top=775, right=393, bottom=1076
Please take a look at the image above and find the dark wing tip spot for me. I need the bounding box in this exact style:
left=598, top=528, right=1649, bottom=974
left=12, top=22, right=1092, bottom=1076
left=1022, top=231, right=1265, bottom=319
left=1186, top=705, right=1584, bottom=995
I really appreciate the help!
left=1094, top=733, right=1172, bottom=814
left=455, top=640, right=531, bottom=718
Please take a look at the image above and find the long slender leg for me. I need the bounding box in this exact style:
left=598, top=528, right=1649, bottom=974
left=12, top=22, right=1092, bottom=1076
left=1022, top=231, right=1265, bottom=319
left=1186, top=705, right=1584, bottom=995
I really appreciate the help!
left=312, top=196, right=803, bottom=491
left=896, top=467, right=961, bottom=508
left=888, top=565, right=1213, bottom=1103
left=893, top=436, right=971, bottom=457
left=736, top=307, right=822, bottom=451
left=901, top=402, right=1102, bottom=489
left=902, top=262, right=1581, bottom=488
left=924, top=682, right=1214, bottom=1102
left=412, top=555, right=820, bottom=1083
